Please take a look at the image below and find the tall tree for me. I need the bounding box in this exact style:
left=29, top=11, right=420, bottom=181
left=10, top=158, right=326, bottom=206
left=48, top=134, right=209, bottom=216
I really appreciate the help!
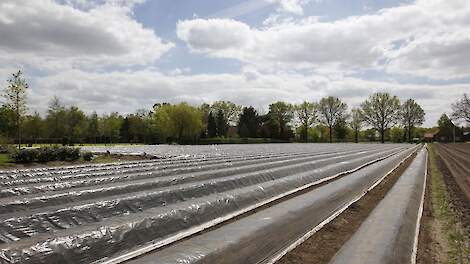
left=295, top=101, right=317, bottom=142
left=350, top=108, right=363, bottom=143
left=207, top=111, right=217, bottom=137
left=333, top=116, right=348, bottom=142
left=451, top=93, right=470, bottom=124
left=211, top=101, right=242, bottom=125
left=269, top=101, right=294, bottom=140
left=216, top=109, right=229, bottom=137
left=361, top=92, right=400, bottom=143
left=3, top=71, right=28, bottom=150
left=46, top=96, right=67, bottom=142
left=153, top=103, right=203, bottom=142
left=401, top=99, right=425, bottom=142
left=67, top=106, right=87, bottom=143
left=88, top=112, right=99, bottom=143
left=22, top=112, right=44, bottom=144
left=317, top=96, right=348, bottom=143
left=237, top=106, right=260, bottom=138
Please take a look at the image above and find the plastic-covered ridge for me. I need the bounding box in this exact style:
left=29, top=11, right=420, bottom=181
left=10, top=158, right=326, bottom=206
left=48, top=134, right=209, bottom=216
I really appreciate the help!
left=329, top=147, right=427, bottom=264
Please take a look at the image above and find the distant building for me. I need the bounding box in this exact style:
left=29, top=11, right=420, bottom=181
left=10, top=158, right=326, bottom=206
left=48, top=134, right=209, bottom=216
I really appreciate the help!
left=424, top=130, right=439, bottom=142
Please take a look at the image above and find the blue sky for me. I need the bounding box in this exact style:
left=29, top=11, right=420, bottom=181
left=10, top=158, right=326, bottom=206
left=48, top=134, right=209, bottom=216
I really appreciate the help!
left=0, top=0, right=469, bottom=127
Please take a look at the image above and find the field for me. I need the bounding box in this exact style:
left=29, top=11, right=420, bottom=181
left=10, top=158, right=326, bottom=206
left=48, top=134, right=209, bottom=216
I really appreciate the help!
left=435, top=144, right=470, bottom=228
left=0, top=144, right=429, bottom=263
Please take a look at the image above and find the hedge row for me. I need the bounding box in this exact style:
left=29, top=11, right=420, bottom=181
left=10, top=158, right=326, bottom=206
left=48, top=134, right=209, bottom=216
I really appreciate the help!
left=10, top=147, right=93, bottom=163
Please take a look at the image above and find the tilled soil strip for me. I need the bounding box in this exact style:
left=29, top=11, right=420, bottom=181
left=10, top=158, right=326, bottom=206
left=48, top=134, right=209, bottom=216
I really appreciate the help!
left=436, top=148, right=470, bottom=230
left=276, top=150, right=417, bottom=264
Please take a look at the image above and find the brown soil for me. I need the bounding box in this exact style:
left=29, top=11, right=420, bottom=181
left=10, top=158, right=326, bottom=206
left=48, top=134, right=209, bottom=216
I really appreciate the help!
left=436, top=144, right=470, bottom=230
left=276, top=152, right=416, bottom=264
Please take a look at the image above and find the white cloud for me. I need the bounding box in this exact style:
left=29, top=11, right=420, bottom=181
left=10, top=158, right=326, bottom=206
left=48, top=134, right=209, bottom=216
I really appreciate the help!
left=0, top=0, right=173, bottom=71
left=177, top=0, right=470, bottom=79
left=27, top=69, right=467, bottom=127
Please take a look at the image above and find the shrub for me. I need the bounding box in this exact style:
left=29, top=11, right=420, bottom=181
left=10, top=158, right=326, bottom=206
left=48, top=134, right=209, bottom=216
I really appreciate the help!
left=11, top=149, right=39, bottom=163
left=37, top=147, right=58, bottom=162
left=82, top=152, right=94, bottom=161
left=11, top=146, right=82, bottom=163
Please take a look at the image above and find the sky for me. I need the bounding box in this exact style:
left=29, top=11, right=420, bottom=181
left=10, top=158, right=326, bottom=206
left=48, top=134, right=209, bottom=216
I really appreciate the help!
left=0, top=0, right=469, bottom=127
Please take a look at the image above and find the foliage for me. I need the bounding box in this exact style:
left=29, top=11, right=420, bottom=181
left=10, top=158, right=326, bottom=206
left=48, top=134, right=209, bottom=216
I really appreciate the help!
left=401, top=99, right=425, bottom=142
left=269, top=101, right=294, bottom=140
left=210, top=101, right=242, bottom=124
left=207, top=111, right=217, bottom=138
left=295, top=101, right=317, bottom=142
left=153, top=102, right=204, bottom=142
left=361, top=92, right=400, bottom=143
left=333, top=116, right=348, bottom=142
left=216, top=109, right=229, bottom=137
left=10, top=146, right=82, bottom=163
left=237, top=106, right=260, bottom=138
left=3, top=70, right=28, bottom=150
left=350, top=108, right=363, bottom=143
left=317, top=96, right=348, bottom=143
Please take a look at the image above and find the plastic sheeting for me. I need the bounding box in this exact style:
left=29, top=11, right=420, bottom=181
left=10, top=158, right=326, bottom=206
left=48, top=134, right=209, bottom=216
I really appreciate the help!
left=124, top=147, right=418, bottom=264
left=329, top=147, right=427, bottom=264
left=0, top=144, right=413, bottom=264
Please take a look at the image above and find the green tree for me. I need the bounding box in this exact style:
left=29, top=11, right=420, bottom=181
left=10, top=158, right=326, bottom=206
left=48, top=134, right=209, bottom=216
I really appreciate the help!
left=0, top=105, right=14, bottom=139
left=207, top=111, right=217, bottom=138
left=350, top=108, right=363, bottom=143
left=88, top=112, right=100, bottom=143
left=100, top=113, right=123, bottom=143
left=295, top=101, right=317, bottom=142
left=22, top=112, right=45, bottom=144
left=67, top=106, right=87, bottom=143
left=3, top=71, right=28, bottom=150
left=401, top=99, right=425, bottom=142
left=333, top=116, right=348, bottom=142
left=361, top=92, right=400, bottom=143
left=237, top=106, right=260, bottom=138
left=211, top=101, right=242, bottom=124
left=153, top=103, right=203, bottom=142
left=317, top=96, right=348, bottom=143
left=269, top=101, right=294, bottom=140
left=216, top=109, right=229, bottom=137
left=46, top=96, right=67, bottom=142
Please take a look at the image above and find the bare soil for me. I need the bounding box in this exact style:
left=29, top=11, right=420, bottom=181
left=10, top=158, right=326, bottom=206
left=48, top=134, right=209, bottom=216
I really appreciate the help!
left=436, top=144, right=470, bottom=230
left=276, top=152, right=416, bottom=264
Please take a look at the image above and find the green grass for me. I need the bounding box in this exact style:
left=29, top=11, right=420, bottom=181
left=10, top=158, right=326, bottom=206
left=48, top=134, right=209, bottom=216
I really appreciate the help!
left=0, top=153, right=13, bottom=168
left=428, top=144, right=470, bottom=263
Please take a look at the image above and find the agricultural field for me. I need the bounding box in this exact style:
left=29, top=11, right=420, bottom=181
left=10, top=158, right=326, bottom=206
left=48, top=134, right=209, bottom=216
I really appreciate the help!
left=0, top=143, right=433, bottom=264
left=435, top=144, right=470, bottom=229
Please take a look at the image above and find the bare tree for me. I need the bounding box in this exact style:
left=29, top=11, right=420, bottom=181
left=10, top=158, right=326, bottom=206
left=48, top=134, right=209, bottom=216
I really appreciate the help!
left=361, top=92, right=400, bottom=143
left=318, top=96, right=348, bottom=143
left=3, top=71, right=28, bottom=150
left=295, top=101, right=317, bottom=142
left=401, top=99, right=425, bottom=142
left=451, top=93, right=470, bottom=124
left=350, top=108, right=363, bottom=143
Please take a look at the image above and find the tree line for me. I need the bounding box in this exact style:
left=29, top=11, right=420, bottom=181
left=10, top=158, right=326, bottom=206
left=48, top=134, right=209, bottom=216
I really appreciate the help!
left=2, top=70, right=467, bottom=146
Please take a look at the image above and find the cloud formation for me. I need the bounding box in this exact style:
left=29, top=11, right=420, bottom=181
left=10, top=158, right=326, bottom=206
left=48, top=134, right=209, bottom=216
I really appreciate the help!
left=177, top=0, right=470, bottom=79
left=0, top=0, right=173, bottom=71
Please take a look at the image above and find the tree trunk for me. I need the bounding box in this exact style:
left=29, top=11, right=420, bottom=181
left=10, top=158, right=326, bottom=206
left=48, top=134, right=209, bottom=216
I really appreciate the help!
left=381, top=128, right=385, bottom=143
left=329, top=125, right=333, bottom=143
left=354, top=129, right=359, bottom=143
